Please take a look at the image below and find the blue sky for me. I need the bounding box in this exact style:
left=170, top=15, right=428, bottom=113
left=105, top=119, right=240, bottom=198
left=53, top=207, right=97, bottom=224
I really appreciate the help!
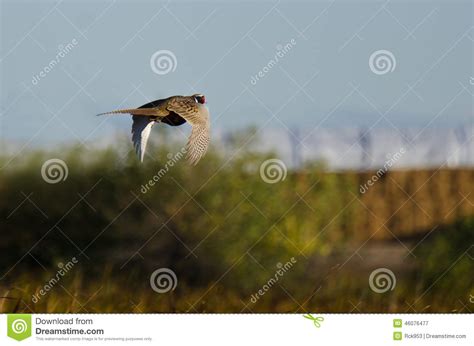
left=0, top=0, right=472, bottom=145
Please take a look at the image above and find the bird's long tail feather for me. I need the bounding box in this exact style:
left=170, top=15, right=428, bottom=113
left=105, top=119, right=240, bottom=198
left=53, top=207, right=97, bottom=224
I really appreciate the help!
left=96, top=108, right=158, bottom=116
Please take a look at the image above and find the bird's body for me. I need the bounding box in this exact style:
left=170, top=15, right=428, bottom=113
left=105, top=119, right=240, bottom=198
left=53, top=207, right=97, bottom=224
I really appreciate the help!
left=98, top=94, right=210, bottom=165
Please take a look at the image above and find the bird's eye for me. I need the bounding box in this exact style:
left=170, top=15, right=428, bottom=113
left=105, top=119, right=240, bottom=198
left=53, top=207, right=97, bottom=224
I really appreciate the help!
left=194, top=95, right=204, bottom=104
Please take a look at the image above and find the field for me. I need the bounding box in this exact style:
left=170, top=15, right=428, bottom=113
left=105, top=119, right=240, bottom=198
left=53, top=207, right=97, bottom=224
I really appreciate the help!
left=0, top=143, right=473, bottom=313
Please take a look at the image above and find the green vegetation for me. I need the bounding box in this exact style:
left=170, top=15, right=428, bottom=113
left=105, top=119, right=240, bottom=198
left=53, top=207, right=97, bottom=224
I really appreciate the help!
left=0, top=139, right=472, bottom=313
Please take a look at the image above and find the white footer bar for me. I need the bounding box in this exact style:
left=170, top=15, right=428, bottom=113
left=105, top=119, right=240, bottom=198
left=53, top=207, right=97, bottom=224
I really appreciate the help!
left=1, top=314, right=472, bottom=345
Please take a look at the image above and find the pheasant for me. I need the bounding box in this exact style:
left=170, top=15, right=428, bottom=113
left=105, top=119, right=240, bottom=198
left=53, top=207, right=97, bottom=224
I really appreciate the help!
left=98, top=94, right=210, bottom=165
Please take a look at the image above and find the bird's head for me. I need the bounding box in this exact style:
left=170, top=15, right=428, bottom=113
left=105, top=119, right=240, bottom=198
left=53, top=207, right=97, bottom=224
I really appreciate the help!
left=193, top=94, right=206, bottom=104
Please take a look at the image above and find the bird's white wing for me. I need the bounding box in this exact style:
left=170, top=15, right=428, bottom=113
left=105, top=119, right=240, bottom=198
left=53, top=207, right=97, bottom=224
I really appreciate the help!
left=131, top=115, right=155, bottom=162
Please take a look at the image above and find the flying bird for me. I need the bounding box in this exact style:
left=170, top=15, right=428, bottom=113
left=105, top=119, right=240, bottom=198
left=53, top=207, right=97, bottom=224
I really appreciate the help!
left=98, top=94, right=210, bottom=165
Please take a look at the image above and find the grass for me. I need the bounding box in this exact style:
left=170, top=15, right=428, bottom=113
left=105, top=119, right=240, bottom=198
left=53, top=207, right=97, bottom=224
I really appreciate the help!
left=0, top=142, right=472, bottom=313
